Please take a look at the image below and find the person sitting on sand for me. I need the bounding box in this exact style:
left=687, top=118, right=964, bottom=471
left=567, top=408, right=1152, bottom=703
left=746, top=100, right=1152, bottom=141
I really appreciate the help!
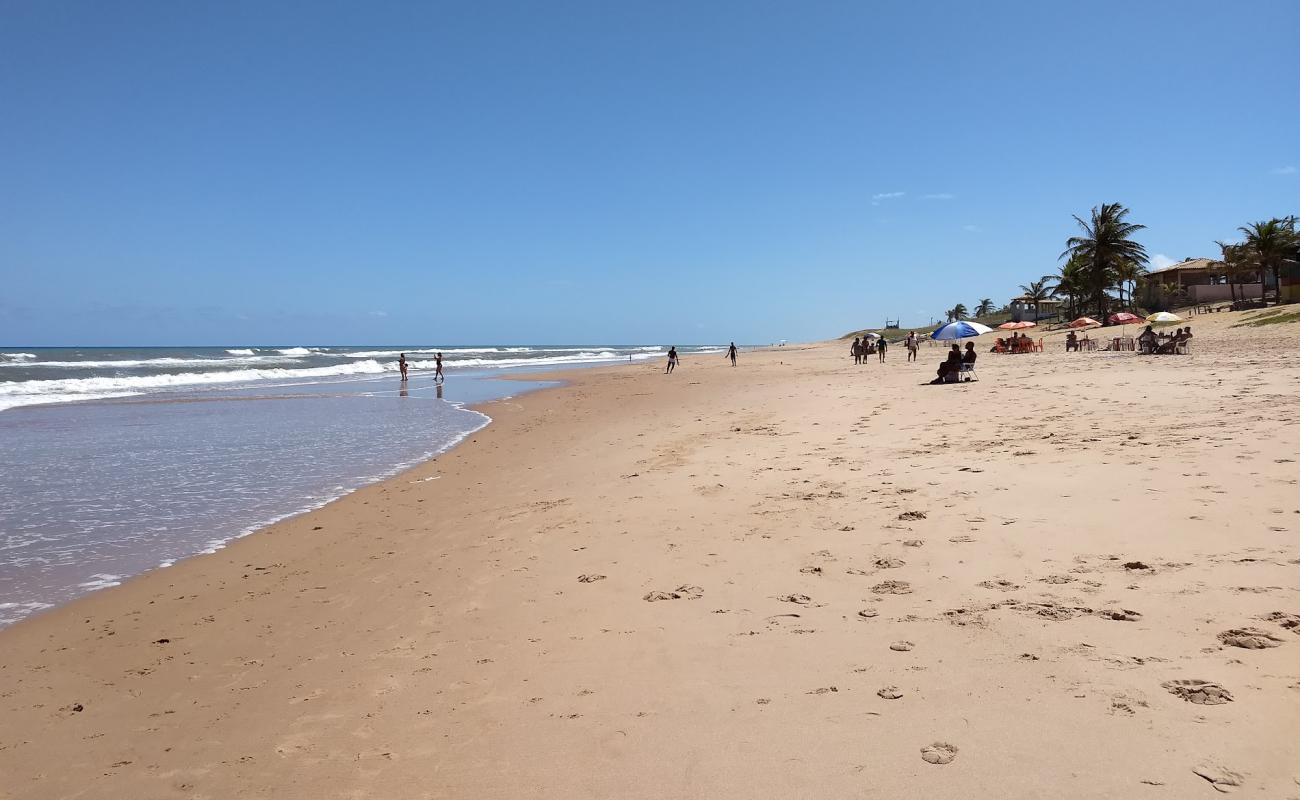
left=991, top=337, right=1005, bottom=353
left=931, top=344, right=962, bottom=383
left=1137, top=325, right=1158, bottom=353
left=1065, top=331, right=1078, bottom=352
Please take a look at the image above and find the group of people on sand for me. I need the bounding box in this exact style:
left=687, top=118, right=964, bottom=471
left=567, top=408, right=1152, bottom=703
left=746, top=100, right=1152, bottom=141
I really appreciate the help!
left=396, top=353, right=444, bottom=382
left=1139, top=325, right=1193, bottom=354
left=991, top=332, right=1035, bottom=353
left=850, top=335, right=893, bottom=364
left=931, top=342, right=977, bottom=384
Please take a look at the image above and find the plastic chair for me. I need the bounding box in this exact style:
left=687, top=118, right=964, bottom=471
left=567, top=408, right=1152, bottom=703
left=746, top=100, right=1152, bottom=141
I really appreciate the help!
left=957, top=363, right=978, bottom=382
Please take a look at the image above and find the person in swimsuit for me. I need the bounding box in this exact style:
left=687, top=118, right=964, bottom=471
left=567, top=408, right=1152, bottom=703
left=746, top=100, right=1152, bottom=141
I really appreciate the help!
left=398, top=353, right=408, bottom=381
left=666, top=346, right=679, bottom=373
left=878, top=336, right=888, bottom=363
left=851, top=337, right=861, bottom=365
left=727, top=342, right=738, bottom=366
left=435, top=352, right=444, bottom=382
left=905, top=332, right=918, bottom=362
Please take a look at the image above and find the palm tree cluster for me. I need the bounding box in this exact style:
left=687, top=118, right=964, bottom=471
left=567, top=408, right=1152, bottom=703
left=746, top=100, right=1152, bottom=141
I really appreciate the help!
left=1057, top=203, right=1150, bottom=320
left=943, top=298, right=996, bottom=322
left=1228, top=216, right=1298, bottom=306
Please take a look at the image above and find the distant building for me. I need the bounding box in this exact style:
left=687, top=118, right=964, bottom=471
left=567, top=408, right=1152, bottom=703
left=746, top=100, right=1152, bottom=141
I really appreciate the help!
left=1141, top=257, right=1264, bottom=305
left=1007, top=295, right=1061, bottom=322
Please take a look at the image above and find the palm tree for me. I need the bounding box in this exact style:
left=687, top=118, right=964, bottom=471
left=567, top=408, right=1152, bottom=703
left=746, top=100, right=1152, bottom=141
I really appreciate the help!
left=1062, top=203, right=1149, bottom=320
left=1214, top=240, right=1253, bottom=303
left=948, top=303, right=969, bottom=322
left=1239, top=217, right=1298, bottom=305
left=974, top=298, right=995, bottom=317
left=1018, top=277, right=1055, bottom=320
left=1112, top=259, right=1147, bottom=310
left=1052, top=255, right=1086, bottom=320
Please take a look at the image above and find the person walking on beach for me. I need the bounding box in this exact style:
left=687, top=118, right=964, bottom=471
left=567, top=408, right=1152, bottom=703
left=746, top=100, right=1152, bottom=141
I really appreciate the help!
left=398, top=353, right=408, bottom=381
left=877, top=336, right=888, bottom=363
left=727, top=342, right=738, bottom=366
left=435, top=352, right=444, bottom=382
left=905, top=331, right=918, bottom=362
left=666, top=346, right=679, bottom=373
left=851, top=337, right=861, bottom=365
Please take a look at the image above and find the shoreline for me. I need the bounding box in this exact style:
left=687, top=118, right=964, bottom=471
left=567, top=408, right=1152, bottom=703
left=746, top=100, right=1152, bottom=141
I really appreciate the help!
left=1, top=322, right=1296, bottom=799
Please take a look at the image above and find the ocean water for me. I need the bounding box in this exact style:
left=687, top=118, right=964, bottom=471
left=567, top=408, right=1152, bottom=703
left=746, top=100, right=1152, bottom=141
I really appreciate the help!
left=0, top=344, right=721, bottom=627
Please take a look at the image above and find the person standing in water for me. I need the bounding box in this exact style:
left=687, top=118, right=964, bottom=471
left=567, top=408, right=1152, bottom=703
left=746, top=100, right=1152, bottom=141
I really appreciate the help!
left=878, top=336, right=888, bottom=363
left=398, top=353, right=408, bottom=381
left=435, top=352, right=444, bottom=382
left=666, top=346, right=679, bottom=373
left=727, top=342, right=738, bottom=366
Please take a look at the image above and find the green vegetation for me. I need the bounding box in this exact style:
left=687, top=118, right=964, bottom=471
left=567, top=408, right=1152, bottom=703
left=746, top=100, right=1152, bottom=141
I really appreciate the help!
left=1232, top=308, right=1300, bottom=327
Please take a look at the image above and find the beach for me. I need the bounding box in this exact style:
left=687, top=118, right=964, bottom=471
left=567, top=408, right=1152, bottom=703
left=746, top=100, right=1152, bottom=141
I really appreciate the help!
left=1, top=312, right=1298, bottom=799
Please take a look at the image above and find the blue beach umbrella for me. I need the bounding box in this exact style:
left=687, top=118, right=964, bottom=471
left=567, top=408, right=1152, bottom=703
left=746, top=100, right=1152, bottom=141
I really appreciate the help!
left=930, top=321, right=993, bottom=340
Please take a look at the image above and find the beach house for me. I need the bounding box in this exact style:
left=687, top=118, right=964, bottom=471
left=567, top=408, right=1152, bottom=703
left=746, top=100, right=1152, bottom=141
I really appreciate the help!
left=1140, top=257, right=1265, bottom=306
left=1007, top=295, right=1062, bottom=322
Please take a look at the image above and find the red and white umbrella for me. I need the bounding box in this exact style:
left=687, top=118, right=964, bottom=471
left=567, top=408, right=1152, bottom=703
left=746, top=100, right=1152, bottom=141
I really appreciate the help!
left=1067, top=317, right=1101, bottom=328
left=997, top=321, right=1037, bottom=330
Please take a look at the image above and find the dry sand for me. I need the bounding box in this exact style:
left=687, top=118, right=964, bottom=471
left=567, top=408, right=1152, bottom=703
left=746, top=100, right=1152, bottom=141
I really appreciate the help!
left=2, top=310, right=1298, bottom=799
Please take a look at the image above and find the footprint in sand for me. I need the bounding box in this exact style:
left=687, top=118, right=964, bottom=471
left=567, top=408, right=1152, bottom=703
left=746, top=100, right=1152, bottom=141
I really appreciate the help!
left=799, top=566, right=824, bottom=576
left=643, top=585, right=704, bottom=602
left=856, top=609, right=879, bottom=619
left=1192, top=762, right=1244, bottom=793
left=920, top=742, right=958, bottom=764
left=977, top=579, right=1020, bottom=591
left=577, top=574, right=606, bottom=583
left=1098, top=608, right=1143, bottom=622
left=877, top=686, right=903, bottom=699
left=872, top=580, right=912, bottom=595
left=779, top=593, right=813, bottom=605
left=1261, top=611, right=1300, bottom=633
left=1039, top=575, right=1075, bottom=585
left=1162, top=679, right=1233, bottom=705
left=889, top=641, right=915, bottom=652
left=1020, top=602, right=1090, bottom=621
left=948, top=535, right=976, bottom=543
left=902, top=539, right=925, bottom=547
left=873, top=557, right=906, bottom=569
left=898, top=511, right=927, bottom=521
left=1217, top=627, right=1283, bottom=649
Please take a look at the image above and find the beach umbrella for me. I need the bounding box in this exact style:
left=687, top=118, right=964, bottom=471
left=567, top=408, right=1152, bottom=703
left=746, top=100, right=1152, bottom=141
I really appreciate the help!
left=930, top=321, right=993, bottom=340
left=1107, top=312, right=1144, bottom=325
left=1146, top=311, right=1182, bottom=323
left=1067, top=317, right=1101, bottom=328
left=997, top=321, right=1037, bottom=330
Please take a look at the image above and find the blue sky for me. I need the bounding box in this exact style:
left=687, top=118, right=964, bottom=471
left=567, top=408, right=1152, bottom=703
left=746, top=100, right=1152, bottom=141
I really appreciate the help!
left=2, top=0, right=1296, bottom=345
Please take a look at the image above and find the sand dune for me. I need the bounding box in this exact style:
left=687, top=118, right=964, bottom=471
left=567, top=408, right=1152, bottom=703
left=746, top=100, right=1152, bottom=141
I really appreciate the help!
left=1, top=310, right=1298, bottom=799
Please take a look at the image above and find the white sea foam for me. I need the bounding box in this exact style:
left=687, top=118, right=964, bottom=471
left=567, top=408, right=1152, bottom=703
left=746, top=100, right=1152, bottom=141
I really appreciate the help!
left=77, top=573, right=123, bottom=591
left=0, top=356, right=291, bottom=369
left=1, top=352, right=37, bottom=360
left=411, top=350, right=658, bottom=370
left=276, top=347, right=313, bottom=356
left=0, top=360, right=390, bottom=411
left=226, top=348, right=256, bottom=355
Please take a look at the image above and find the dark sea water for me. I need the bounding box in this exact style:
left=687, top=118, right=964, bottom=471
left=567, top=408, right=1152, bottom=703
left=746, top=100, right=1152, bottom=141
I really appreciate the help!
left=0, top=344, right=722, bottom=626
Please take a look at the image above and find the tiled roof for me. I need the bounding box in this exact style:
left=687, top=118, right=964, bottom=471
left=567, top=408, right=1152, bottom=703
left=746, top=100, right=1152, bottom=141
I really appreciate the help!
left=1148, top=257, right=1218, bottom=275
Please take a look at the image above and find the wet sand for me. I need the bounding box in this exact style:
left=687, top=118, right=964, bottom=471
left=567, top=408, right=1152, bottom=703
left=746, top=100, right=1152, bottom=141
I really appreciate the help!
left=2, top=311, right=1298, bottom=799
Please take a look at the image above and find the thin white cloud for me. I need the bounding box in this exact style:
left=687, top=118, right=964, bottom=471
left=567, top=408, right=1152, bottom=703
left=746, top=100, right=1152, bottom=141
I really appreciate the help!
left=369, top=310, right=388, bottom=317
left=1151, top=254, right=1176, bottom=270
left=1272, top=165, right=1297, bottom=175
left=871, top=191, right=905, bottom=206
left=923, top=193, right=955, bottom=200
left=962, top=224, right=981, bottom=233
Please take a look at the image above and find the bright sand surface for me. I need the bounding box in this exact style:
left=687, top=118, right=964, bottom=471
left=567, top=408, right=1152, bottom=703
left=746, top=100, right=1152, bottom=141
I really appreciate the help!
left=2, top=311, right=1298, bottom=799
